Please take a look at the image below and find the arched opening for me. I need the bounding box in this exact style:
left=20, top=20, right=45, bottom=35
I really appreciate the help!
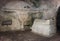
left=56, top=7, right=60, bottom=33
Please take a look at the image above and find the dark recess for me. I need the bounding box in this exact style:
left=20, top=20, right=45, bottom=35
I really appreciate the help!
left=56, top=7, right=60, bottom=32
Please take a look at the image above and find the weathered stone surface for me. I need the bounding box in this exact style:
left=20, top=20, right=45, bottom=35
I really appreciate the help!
left=31, top=19, right=56, bottom=37
left=0, top=1, right=33, bottom=31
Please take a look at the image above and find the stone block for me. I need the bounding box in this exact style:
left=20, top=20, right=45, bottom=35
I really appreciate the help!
left=31, top=19, right=56, bottom=37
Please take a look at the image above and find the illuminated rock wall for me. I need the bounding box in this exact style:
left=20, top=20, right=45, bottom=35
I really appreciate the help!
left=0, top=1, right=33, bottom=31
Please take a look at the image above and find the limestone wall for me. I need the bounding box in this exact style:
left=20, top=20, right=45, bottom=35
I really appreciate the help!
left=0, top=1, right=33, bottom=31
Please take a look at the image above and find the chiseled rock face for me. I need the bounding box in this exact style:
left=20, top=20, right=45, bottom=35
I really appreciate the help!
left=0, top=1, right=33, bottom=31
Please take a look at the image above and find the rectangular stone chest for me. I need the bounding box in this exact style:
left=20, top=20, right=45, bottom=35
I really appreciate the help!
left=31, top=19, right=56, bottom=37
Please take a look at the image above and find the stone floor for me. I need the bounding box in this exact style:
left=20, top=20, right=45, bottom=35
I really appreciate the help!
left=0, top=30, right=60, bottom=41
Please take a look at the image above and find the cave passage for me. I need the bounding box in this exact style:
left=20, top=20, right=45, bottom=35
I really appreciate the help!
left=56, top=7, right=60, bottom=32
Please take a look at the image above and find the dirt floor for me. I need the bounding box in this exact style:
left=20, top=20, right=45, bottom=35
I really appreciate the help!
left=0, top=30, right=60, bottom=41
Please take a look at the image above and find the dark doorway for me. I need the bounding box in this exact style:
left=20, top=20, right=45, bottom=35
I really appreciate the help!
left=56, top=7, right=60, bottom=32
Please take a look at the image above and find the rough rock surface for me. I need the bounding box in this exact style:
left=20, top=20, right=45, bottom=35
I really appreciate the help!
left=0, top=31, right=60, bottom=41
left=0, top=1, right=33, bottom=31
